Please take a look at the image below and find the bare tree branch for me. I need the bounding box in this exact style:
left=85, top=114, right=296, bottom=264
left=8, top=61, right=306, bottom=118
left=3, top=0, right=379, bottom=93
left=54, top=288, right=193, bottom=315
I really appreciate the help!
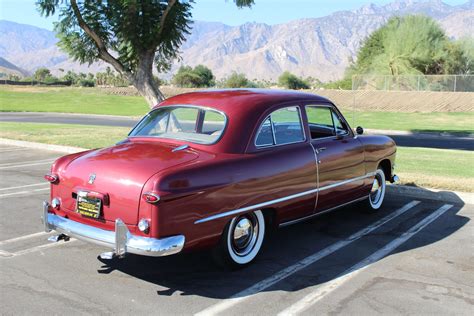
left=157, top=0, right=177, bottom=39
left=70, top=0, right=129, bottom=76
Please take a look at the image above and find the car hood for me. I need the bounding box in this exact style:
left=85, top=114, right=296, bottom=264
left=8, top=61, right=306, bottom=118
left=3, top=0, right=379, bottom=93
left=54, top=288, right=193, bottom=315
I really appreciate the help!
left=56, top=141, right=199, bottom=224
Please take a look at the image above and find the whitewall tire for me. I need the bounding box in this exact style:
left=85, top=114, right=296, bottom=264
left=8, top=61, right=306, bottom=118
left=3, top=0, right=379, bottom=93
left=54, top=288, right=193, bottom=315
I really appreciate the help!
left=368, top=168, right=386, bottom=210
left=213, top=210, right=266, bottom=268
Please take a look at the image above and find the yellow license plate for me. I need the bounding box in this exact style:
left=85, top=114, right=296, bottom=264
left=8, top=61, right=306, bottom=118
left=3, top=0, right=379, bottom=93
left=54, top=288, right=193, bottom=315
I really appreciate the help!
left=76, top=195, right=102, bottom=219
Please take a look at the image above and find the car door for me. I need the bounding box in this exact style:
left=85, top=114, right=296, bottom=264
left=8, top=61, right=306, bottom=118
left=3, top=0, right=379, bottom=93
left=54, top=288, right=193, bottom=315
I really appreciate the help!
left=305, top=104, right=366, bottom=212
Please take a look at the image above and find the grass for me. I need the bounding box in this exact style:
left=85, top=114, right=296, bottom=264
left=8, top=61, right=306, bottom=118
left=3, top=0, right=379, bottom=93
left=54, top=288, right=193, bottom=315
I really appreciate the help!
left=1, top=122, right=472, bottom=192
left=396, top=147, right=474, bottom=192
left=1, top=85, right=473, bottom=134
left=346, top=111, right=474, bottom=135
left=0, top=86, right=149, bottom=116
left=0, top=122, right=129, bottom=148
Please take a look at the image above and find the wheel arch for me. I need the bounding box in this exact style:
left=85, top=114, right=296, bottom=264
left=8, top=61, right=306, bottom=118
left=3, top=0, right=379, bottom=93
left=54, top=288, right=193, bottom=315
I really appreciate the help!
left=378, top=159, right=392, bottom=180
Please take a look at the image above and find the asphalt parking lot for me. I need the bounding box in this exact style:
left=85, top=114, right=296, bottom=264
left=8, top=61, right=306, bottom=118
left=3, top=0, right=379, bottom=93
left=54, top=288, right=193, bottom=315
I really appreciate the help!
left=0, top=144, right=473, bottom=315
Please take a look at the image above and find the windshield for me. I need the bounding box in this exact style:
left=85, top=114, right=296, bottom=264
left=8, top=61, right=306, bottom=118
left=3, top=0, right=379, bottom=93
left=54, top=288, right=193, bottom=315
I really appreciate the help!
left=129, top=106, right=227, bottom=144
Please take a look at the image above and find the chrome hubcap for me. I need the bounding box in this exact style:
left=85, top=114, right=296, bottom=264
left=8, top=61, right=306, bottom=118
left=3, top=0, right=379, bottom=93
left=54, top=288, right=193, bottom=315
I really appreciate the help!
left=231, top=215, right=258, bottom=256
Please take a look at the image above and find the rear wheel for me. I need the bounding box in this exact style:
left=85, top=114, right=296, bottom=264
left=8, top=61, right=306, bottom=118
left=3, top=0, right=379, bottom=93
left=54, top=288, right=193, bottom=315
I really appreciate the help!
left=366, top=168, right=386, bottom=211
left=213, top=210, right=265, bottom=269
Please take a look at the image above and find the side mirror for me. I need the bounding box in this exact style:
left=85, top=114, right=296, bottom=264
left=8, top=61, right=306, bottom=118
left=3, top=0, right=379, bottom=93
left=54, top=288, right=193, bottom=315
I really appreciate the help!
left=356, top=126, right=364, bottom=135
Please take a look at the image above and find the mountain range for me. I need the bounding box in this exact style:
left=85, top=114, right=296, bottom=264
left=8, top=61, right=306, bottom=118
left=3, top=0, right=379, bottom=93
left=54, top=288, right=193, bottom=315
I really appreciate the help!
left=0, top=0, right=472, bottom=81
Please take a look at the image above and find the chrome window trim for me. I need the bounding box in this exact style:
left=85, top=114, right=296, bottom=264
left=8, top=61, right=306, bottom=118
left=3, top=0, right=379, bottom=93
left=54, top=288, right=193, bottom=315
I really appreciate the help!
left=194, top=171, right=375, bottom=224
left=127, top=104, right=228, bottom=146
left=255, top=106, right=306, bottom=149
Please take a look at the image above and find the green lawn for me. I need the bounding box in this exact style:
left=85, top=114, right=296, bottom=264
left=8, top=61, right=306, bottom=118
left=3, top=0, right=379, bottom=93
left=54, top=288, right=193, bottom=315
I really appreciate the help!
left=0, top=86, right=472, bottom=134
left=396, top=147, right=474, bottom=191
left=1, top=122, right=472, bottom=192
left=0, top=122, right=129, bottom=148
left=345, top=111, right=474, bottom=135
left=0, top=86, right=149, bottom=116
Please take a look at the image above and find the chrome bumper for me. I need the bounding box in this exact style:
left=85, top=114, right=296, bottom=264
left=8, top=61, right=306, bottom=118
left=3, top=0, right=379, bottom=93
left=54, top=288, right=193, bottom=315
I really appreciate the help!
left=42, top=201, right=185, bottom=257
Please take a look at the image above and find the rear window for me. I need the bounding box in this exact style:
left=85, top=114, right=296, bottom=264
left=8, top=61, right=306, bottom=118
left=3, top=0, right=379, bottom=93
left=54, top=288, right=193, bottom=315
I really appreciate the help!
left=129, top=106, right=226, bottom=144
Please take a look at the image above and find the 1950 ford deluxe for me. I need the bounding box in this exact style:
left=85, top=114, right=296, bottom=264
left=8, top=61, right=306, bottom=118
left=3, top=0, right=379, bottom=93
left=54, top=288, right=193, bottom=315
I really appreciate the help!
left=42, top=89, right=399, bottom=267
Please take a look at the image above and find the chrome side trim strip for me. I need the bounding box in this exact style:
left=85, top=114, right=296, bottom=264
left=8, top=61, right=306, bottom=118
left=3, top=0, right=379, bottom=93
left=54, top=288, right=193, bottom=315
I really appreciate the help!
left=194, top=172, right=375, bottom=224
left=319, top=172, right=375, bottom=192
left=278, top=196, right=368, bottom=228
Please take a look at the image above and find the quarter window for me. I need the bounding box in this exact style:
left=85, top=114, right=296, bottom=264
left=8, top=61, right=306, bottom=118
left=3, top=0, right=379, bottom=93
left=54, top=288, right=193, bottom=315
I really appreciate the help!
left=255, top=106, right=305, bottom=147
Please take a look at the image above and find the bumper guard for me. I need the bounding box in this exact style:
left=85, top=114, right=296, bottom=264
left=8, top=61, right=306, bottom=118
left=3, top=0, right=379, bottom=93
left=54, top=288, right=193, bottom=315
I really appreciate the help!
left=42, top=201, right=185, bottom=257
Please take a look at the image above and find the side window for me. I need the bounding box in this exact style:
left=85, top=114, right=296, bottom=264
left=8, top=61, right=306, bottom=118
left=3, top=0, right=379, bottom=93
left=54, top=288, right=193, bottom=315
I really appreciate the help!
left=306, top=106, right=335, bottom=139
left=255, top=106, right=305, bottom=147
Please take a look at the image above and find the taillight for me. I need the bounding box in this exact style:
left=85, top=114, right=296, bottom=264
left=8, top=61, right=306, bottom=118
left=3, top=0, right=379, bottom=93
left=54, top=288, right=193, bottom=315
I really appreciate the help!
left=44, top=173, right=59, bottom=183
left=142, top=192, right=160, bottom=204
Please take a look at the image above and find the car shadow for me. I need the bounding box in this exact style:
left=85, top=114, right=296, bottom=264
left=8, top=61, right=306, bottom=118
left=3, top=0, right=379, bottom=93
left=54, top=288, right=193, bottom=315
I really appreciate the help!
left=96, top=188, right=468, bottom=300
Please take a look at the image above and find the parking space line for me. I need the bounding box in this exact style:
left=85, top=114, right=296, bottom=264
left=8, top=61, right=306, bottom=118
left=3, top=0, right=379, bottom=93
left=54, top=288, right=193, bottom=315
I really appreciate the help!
left=0, top=148, right=30, bottom=153
left=0, top=187, right=49, bottom=198
left=0, top=182, right=48, bottom=192
left=0, top=158, right=53, bottom=167
left=195, top=200, right=420, bottom=316
left=278, top=203, right=454, bottom=316
left=0, top=249, right=14, bottom=258
left=0, top=239, right=78, bottom=258
left=0, top=161, right=54, bottom=170
left=11, top=239, right=77, bottom=257
left=0, top=232, right=49, bottom=246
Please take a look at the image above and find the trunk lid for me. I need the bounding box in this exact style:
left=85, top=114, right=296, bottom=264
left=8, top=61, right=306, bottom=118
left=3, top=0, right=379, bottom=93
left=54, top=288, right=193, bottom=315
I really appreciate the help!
left=57, top=141, right=198, bottom=224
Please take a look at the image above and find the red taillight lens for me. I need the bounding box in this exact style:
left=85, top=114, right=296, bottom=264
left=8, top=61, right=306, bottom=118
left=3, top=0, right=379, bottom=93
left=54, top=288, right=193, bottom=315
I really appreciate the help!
left=142, top=192, right=160, bottom=204
left=44, top=174, right=58, bottom=183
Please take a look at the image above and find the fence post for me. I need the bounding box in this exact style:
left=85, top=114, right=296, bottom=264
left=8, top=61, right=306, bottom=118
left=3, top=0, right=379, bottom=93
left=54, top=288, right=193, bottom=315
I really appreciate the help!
left=417, top=75, right=420, bottom=91
left=453, top=75, right=457, bottom=92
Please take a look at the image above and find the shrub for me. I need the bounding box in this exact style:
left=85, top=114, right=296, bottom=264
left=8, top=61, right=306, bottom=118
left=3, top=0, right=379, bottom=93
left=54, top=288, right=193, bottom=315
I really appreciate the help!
left=173, top=65, right=215, bottom=88
left=223, top=72, right=255, bottom=88
left=278, top=71, right=310, bottom=89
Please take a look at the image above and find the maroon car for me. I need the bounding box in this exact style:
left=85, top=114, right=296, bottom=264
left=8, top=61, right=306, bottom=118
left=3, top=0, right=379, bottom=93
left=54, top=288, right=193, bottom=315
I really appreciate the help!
left=43, top=89, right=398, bottom=267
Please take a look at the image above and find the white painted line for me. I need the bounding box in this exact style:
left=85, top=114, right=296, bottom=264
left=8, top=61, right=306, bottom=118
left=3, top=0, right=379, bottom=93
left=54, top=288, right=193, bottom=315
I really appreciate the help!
left=278, top=203, right=454, bottom=316
left=1, top=238, right=78, bottom=258
left=0, top=161, right=54, bottom=170
left=195, top=200, right=420, bottom=316
left=0, top=232, right=49, bottom=246
left=0, top=249, right=14, bottom=257
left=11, top=239, right=77, bottom=257
left=0, top=182, right=48, bottom=192
left=0, top=158, right=53, bottom=167
left=0, top=187, right=49, bottom=198
left=0, top=148, right=30, bottom=153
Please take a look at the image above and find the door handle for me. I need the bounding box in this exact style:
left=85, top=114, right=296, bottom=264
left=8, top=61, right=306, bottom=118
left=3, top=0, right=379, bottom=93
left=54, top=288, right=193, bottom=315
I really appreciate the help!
left=316, top=147, right=327, bottom=154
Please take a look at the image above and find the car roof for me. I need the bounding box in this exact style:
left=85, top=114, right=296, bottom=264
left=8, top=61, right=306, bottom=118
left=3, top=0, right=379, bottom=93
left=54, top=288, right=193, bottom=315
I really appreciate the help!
left=156, top=89, right=333, bottom=153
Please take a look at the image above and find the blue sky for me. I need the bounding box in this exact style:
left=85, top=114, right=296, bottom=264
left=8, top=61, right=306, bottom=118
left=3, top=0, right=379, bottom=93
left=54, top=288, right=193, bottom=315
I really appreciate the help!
left=0, top=0, right=469, bottom=30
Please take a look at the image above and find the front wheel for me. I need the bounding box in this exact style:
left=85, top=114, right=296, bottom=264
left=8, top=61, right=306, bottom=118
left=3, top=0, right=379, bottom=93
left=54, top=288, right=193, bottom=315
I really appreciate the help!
left=212, top=210, right=265, bottom=269
left=366, top=168, right=386, bottom=211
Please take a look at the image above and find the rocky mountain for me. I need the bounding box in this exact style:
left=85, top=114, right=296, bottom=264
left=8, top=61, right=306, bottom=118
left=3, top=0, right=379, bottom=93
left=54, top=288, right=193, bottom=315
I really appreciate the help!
left=0, top=0, right=472, bottom=81
left=0, top=57, right=30, bottom=77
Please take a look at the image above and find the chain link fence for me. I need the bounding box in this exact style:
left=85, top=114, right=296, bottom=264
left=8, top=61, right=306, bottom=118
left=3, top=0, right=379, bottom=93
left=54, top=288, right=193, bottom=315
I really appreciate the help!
left=352, top=75, right=474, bottom=92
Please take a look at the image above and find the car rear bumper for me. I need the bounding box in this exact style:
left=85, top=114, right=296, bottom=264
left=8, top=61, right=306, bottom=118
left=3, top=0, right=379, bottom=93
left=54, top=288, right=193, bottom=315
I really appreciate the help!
left=42, top=201, right=185, bottom=257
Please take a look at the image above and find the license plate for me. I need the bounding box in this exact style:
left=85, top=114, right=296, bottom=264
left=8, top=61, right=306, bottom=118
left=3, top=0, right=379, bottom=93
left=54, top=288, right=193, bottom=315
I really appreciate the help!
left=76, top=195, right=102, bottom=219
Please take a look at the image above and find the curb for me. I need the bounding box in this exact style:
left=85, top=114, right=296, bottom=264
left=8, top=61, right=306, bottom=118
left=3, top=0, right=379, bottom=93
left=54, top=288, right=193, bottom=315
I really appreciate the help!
left=1, top=138, right=472, bottom=205
left=387, top=185, right=473, bottom=205
left=0, top=138, right=87, bottom=154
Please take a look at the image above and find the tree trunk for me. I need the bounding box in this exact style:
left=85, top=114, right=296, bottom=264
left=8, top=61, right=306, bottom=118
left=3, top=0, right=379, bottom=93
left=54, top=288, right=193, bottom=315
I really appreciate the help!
left=132, top=53, right=165, bottom=108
